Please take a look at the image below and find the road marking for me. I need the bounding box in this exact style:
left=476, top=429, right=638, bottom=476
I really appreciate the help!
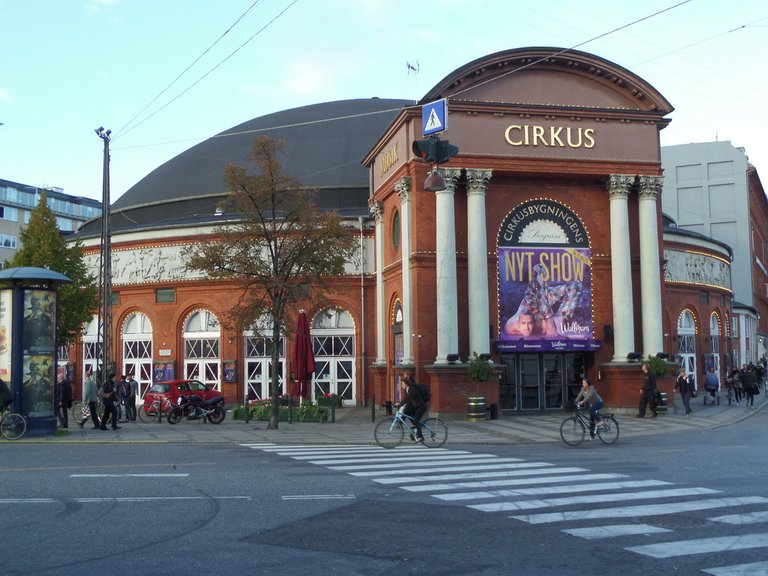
left=702, top=560, right=768, bottom=575
left=564, top=524, right=671, bottom=539
left=0, top=496, right=251, bottom=504
left=70, top=473, right=189, bottom=478
left=303, top=454, right=484, bottom=465
left=75, top=496, right=251, bottom=503
left=628, top=533, right=768, bottom=558
left=402, top=473, right=626, bottom=492
left=711, top=510, right=768, bottom=525
left=470, top=487, right=720, bottom=512
left=373, top=466, right=587, bottom=485
left=511, top=496, right=768, bottom=524
left=343, top=460, right=550, bottom=477
left=281, top=494, right=356, bottom=501
left=434, top=480, right=671, bottom=501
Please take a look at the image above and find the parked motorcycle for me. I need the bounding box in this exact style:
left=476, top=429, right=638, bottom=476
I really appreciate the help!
left=167, top=394, right=226, bottom=424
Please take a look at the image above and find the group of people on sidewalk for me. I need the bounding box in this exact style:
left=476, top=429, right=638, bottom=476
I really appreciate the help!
left=672, top=362, right=765, bottom=418
left=74, top=369, right=139, bottom=431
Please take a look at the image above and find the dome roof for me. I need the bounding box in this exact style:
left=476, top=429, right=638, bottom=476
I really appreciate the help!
left=81, top=98, right=410, bottom=236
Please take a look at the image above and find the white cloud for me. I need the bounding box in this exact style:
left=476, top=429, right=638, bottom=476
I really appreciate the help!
left=84, top=0, right=119, bottom=16
left=0, top=88, right=13, bottom=105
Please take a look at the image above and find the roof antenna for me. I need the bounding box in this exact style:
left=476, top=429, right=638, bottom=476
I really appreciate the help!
left=407, top=60, right=420, bottom=103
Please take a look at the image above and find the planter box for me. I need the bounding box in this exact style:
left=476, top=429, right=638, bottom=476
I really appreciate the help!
left=317, top=397, right=342, bottom=408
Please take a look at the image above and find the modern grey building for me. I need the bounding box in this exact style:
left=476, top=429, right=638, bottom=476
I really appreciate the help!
left=661, top=141, right=768, bottom=367
left=0, top=178, right=102, bottom=265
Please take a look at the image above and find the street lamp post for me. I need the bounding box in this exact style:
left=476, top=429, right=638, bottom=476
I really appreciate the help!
left=95, top=127, right=112, bottom=383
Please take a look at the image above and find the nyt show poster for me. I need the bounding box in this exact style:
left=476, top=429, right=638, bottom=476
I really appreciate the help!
left=497, top=199, right=599, bottom=352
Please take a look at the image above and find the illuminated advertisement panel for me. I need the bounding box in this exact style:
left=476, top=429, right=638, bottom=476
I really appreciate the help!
left=497, top=199, right=600, bottom=352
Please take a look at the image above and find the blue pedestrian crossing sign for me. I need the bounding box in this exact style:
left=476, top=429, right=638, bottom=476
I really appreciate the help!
left=421, top=99, right=447, bottom=136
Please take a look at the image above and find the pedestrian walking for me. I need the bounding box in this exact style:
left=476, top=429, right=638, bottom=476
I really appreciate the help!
left=741, top=364, right=758, bottom=407
left=637, top=361, right=658, bottom=418
left=99, top=372, right=121, bottom=430
left=125, top=372, right=138, bottom=421
left=55, top=367, right=72, bottom=428
left=674, top=366, right=693, bottom=417
left=79, top=369, right=101, bottom=429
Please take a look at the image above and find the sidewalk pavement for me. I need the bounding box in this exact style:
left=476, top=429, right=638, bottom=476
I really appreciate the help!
left=22, top=393, right=768, bottom=445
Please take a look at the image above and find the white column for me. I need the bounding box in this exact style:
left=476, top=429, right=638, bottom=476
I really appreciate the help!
left=638, top=175, right=664, bottom=357
left=608, top=174, right=636, bottom=362
left=395, top=177, right=415, bottom=365
left=435, top=169, right=462, bottom=364
left=466, top=169, right=492, bottom=357
left=370, top=201, right=386, bottom=365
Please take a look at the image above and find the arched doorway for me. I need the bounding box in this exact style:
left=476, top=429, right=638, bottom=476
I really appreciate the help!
left=312, top=308, right=355, bottom=404
left=183, top=309, right=221, bottom=390
left=81, top=315, right=100, bottom=379
left=121, top=312, right=153, bottom=398
left=243, top=314, right=285, bottom=401
left=677, top=310, right=697, bottom=388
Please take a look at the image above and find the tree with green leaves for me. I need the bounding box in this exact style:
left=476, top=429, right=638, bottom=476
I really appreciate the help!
left=184, top=136, right=358, bottom=429
left=9, top=190, right=99, bottom=347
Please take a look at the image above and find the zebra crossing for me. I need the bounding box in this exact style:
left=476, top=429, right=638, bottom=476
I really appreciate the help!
left=243, top=443, right=768, bottom=574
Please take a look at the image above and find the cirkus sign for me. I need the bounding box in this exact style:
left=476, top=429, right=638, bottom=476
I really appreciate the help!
left=504, top=124, right=595, bottom=149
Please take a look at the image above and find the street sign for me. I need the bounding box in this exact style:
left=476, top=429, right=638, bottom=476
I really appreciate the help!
left=421, top=99, right=447, bottom=136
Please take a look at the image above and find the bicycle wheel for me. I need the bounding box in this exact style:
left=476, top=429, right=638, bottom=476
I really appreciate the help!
left=597, top=415, right=620, bottom=445
left=560, top=416, right=585, bottom=446
left=72, top=401, right=85, bottom=425
left=137, top=403, right=154, bottom=423
left=1, top=413, right=27, bottom=440
left=374, top=418, right=404, bottom=448
left=420, top=418, right=447, bottom=448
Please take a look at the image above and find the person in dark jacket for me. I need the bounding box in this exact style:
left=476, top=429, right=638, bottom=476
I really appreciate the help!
left=99, top=372, right=121, bottom=431
left=396, top=370, right=427, bottom=443
left=740, top=364, right=758, bottom=407
left=55, top=367, right=72, bottom=428
left=637, top=361, right=658, bottom=418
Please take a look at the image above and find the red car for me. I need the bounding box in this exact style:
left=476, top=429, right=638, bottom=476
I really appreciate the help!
left=142, top=379, right=222, bottom=412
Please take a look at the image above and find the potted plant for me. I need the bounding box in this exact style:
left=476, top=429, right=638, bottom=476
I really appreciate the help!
left=467, top=351, right=494, bottom=394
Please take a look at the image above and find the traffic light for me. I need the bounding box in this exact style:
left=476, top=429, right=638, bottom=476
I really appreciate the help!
left=434, top=139, right=459, bottom=164
left=412, top=137, right=459, bottom=164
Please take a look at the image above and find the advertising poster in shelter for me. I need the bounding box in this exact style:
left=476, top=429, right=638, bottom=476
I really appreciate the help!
left=0, top=290, right=11, bottom=379
left=497, top=199, right=600, bottom=352
left=22, top=290, right=56, bottom=417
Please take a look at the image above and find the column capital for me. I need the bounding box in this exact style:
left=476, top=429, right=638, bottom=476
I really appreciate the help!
left=441, top=168, right=463, bottom=194
left=369, top=201, right=384, bottom=223
left=395, top=176, right=412, bottom=202
left=465, top=169, right=493, bottom=194
left=638, top=175, right=664, bottom=200
left=607, top=174, right=636, bottom=200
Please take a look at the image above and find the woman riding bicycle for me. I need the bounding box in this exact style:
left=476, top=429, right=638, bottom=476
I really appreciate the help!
left=575, top=377, right=603, bottom=439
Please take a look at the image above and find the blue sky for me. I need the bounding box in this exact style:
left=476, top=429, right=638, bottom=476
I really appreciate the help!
left=1, top=0, right=766, bottom=202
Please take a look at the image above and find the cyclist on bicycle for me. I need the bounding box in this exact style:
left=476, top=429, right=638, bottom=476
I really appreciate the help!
left=575, top=377, right=603, bottom=438
left=396, top=370, right=427, bottom=444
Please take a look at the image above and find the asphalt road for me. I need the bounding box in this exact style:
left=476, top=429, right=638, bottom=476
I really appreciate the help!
left=2, top=410, right=767, bottom=575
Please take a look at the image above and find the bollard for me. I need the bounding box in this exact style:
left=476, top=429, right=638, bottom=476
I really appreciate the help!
left=371, top=394, right=376, bottom=422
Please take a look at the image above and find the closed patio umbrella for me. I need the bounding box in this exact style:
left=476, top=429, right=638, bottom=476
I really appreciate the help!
left=291, top=310, right=315, bottom=399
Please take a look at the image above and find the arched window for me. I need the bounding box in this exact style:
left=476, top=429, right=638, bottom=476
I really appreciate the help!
left=677, top=310, right=697, bottom=382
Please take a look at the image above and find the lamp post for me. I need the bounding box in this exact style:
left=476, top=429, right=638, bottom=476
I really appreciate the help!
left=95, top=127, right=113, bottom=382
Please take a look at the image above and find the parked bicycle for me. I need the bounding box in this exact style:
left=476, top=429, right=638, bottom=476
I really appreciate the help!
left=72, top=400, right=104, bottom=426
left=1, top=403, right=27, bottom=440
left=560, top=404, right=619, bottom=446
left=137, top=397, right=173, bottom=423
left=374, top=409, right=447, bottom=449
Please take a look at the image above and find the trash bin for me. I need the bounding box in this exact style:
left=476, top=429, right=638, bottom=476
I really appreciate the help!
left=656, top=392, right=668, bottom=413
left=467, top=396, right=486, bottom=421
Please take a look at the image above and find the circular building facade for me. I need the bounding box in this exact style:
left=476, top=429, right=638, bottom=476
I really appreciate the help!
left=73, top=48, right=732, bottom=413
